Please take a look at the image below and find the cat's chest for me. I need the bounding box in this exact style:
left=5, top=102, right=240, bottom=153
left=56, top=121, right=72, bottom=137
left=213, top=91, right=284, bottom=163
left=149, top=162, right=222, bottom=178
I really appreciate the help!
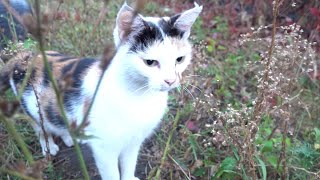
left=87, top=85, right=168, bottom=136
left=112, top=92, right=167, bottom=121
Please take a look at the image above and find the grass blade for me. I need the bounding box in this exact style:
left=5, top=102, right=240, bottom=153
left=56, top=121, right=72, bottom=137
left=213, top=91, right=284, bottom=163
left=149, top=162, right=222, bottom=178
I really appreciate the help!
left=256, top=156, right=267, bottom=180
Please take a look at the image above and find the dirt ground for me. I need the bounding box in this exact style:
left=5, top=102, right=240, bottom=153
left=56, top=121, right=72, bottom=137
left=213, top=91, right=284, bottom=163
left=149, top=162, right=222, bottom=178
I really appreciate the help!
left=52, top=137, right=156, bottom=180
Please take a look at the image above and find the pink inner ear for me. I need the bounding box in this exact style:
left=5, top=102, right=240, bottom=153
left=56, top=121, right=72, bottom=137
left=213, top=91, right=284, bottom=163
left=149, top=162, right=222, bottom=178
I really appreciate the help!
left=119, top=11, right=133, bottom=27
left=118, top=11, right=134, bottom=39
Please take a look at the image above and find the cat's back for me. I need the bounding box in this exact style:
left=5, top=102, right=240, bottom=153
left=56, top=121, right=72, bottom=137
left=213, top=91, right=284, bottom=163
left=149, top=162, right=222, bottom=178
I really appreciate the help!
left=0, top=50, right=101, bottom=130
left=3, top=51, right=99, bottom=91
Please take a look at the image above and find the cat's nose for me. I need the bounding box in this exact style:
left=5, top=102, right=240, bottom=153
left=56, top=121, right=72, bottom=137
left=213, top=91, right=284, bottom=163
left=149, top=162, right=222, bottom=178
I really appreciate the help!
left=164, top=79, right=176, bottom=86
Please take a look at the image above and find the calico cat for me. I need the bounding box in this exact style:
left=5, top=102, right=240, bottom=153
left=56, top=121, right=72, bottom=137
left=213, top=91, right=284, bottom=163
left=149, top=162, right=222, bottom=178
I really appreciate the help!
left=0, top=2, right=202, bottom=180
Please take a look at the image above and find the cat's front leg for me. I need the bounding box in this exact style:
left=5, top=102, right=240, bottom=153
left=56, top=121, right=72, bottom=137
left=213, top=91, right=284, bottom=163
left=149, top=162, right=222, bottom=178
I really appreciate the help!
left=31, top=123, right=59, bottom=156
left=91, top=143, right=120, bottom=180
left=119, top=142, right=141, bottom=180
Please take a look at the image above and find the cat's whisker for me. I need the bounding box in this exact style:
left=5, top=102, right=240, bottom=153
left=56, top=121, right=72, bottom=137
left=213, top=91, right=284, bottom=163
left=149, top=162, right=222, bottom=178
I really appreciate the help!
left=183, top=86, right=195, bottom=100
left=141, top=87, right=153, bottom=96
left=185, top=74, right=205, bottom=79
left=185, top=83, right=202, bottom=92
left=131, top=84, right=149, bottom=95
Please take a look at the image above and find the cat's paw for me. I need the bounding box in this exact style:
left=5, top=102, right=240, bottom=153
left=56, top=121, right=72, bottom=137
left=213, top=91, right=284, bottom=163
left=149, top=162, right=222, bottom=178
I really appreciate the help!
left=41, top=142, right=59, bottom=156
left=48, top=143, right=60, bottom=156
left=39, top=135, right=60, bottom=156
left=61, top=134, right=74, bottom=147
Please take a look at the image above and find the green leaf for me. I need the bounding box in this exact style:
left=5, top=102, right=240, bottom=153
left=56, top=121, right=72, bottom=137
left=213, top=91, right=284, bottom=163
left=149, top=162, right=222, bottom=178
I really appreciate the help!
left=256, top=156, right=267, bottom=180
left=217, top=45, right=226, bottom=50
left=266, top=155, right=278, bottom=168
left=261, top=140, right=273, bottom=153
left=194, top=167, right=206, bottom=177
left=285, top=137, right=291, bottom=148
left=265, top=128, right=272, bottom=136
left=231, top=146, right=240, bottom=161
left=314, top=128, right=320, bottom=143
left=214, top=156, right=237, bottom=178
left=207, top=45, right=213, bottom=52
left=23, top=38, right=36, bottom=49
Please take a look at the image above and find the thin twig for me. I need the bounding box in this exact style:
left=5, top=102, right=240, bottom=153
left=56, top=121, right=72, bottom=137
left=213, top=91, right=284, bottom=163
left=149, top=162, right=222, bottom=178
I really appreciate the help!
left=269, top=89, right=303, bottom=114
left=31, top=84, right=51, bottom=160
left=280, top=121, right=288, bottom=180
left=77, top=0, right=145, bottom=133
left=252, top=0, right=281, bottom=121
left=33, top=0, right=89, bottom=178
left=288, top=166, right=320, bottom=179
left=248, top=0, right=281, bottom=178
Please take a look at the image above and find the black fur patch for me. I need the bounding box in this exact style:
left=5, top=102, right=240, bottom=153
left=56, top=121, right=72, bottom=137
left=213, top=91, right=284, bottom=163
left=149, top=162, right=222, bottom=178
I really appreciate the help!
left=45, top=102, right=65, bottom=127
left=130, top=21, right=163, bottom=52
left=12, top=65, right=26, bottom=84
left=158, top=15, right=184, bottom=38
left=61, top=58, right=97, bottom=111
left=42, top=62, right=52, bottom=87
left=57, top=56, right=76, bottom=62
left=46, top=52, right=65, bottom=57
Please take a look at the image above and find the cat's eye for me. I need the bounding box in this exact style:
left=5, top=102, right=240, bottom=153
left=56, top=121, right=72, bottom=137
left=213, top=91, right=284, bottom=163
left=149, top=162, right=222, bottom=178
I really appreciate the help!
left=143, top=59, right=159, bottom=67
left=176, top=56, right=185, bottom=64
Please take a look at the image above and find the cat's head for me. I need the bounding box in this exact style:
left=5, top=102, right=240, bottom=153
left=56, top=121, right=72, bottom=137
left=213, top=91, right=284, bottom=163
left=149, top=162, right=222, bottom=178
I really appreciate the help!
left=113, top=2, right=202, bottom=93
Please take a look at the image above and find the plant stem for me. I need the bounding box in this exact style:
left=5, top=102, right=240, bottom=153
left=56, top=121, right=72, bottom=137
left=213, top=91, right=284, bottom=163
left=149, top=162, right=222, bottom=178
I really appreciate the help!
left=33, top=0, right=89, bottom=179
left=253, top=0, right=280, bottom=121
left=250, top=0, right=280, bottom=178
left=0, top=167, right=38, bottom=180
left=280, top=121, right=288, bottom=180
left=155, top=109, right=180, bottom=179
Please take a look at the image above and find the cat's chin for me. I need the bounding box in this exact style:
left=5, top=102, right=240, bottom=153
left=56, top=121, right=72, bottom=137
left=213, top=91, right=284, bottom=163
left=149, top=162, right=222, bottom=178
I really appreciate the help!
left=159, top=88, right=170, bottom=92
left=159, top=86, right=176, bottom=92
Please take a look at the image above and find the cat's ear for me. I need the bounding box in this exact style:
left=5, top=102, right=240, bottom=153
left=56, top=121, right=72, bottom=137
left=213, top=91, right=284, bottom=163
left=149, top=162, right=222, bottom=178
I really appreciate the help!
left=172, top=2, right=203, bottom=39
left=113, top=2, right=144, bottom=46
